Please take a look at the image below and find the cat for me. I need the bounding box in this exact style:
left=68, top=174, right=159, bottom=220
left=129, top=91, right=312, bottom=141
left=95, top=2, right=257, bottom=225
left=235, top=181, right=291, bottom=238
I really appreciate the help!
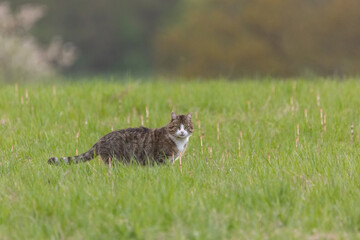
left=48, top=112, right=193, bottom=165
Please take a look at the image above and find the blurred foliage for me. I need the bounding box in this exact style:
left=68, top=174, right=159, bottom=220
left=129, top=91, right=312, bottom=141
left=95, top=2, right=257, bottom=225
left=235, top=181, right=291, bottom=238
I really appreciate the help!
left=8, top=0, right=360, bottom=77
left=0, top=2, right=76, bottom=83
left=10, top=0, right=178, bottom=74
left=156, top=0, right=360, bottom=77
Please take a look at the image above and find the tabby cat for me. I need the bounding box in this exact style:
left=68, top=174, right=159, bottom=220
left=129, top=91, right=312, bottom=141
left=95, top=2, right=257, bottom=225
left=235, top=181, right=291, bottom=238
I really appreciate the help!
left=48, top=112, right=193, bottom=165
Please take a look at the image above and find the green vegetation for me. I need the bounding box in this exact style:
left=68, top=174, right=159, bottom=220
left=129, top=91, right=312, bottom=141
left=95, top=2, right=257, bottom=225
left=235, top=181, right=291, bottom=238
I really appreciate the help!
left=1, top=79, right=360, bottom=239
left=157, top=0, right=360, bottom=77
left=9, top=0, right=360, bottom=77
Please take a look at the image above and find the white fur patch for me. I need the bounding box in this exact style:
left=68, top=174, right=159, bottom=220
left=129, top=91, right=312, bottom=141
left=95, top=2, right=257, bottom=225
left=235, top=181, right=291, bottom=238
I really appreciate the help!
left=169, top=134, right=189, bottom=163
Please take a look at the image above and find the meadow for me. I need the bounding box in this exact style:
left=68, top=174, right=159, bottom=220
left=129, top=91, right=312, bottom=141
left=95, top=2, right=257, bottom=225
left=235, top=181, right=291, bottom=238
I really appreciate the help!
left=1, top=79, right=360, bottom=239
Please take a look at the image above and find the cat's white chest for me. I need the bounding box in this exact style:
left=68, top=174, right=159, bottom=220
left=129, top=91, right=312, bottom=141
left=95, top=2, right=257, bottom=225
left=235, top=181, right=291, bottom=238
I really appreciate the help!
left=169, top=135, right=189, bottom=161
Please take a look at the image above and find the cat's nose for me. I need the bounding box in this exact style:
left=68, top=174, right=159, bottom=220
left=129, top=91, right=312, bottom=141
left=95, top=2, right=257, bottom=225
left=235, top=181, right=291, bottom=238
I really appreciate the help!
left=180, top=131, right=185, bottom=135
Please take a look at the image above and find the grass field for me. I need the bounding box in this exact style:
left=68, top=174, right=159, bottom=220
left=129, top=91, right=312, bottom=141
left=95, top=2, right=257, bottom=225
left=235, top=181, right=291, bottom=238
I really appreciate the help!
left=1, top=79, right=360, bottom=239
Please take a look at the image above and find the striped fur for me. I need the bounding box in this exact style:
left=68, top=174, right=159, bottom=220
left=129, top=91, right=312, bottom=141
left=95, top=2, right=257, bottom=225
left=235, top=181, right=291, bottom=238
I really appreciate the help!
left=48, top=146, right=96, bottom=165
left=47, top=112, right=193, bottom=165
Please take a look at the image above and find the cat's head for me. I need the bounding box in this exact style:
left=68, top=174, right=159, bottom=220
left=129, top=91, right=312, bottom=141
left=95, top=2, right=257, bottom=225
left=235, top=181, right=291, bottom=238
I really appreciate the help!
left=167, top=112, right=193, bottom=139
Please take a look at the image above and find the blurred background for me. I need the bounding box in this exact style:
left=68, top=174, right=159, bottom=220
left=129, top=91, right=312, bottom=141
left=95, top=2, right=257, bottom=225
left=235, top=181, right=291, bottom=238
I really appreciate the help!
left=2, top=0, right=360, bottom=82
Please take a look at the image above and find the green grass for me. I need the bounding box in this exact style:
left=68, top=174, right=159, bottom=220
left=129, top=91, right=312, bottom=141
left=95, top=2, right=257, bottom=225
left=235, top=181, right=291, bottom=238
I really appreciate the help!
left=1, top=79, right=360, bottom=239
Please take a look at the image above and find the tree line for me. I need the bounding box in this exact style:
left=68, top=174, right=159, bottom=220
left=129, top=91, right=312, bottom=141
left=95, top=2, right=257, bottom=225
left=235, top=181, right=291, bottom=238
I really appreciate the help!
left=9, top=0, right=360, bottom=78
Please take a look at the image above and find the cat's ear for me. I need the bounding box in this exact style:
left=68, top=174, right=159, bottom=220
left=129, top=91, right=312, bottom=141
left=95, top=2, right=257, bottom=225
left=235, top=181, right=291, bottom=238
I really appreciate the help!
left=187, top=112, right=192, bottom=120
left=171, top=112, right=177, bottom=121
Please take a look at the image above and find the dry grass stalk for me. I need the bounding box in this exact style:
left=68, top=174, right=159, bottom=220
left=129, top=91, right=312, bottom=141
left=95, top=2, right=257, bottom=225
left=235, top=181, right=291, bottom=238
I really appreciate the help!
left=198, top=120, right=201, bottom=133
left=320, top=108, right=323, bottom=128
left=297, top=124, right=300, bottom=136
left=127, top=115, right=131, bottom=127
left=206, top=157, right=208, bottom=166
left=304, top=109, right=308, bottom=122
left=167, top=98, right=173, bottom=108
left=217, top=122, right=220, bottom=141
left=108, top=157, right=112, bottom=175
left=247, top=101, right=251, bottom=110
left=84, top=118, right=88, bottom=125
left=172, top=152, right=175, bottom=165
left=21, top=96, right=24, bottom=105
left=15, top=83, right=18, bottom=96
left=193, top=146, right=195, bottom=159
left=317, top=94, right=321, bottom=107
left=271, top=85, right=276, bottom=93
left=323, top=114, right=327, bottom=131
left=140, top=115, right=144, bottom=126
left=52, top=85, right=56, bottom=98
left=195, top=111, right=198, bottom=120
left=200, top=135, right=203, bottom=155
left=132, top=107, right=137, bottom=117
left=208, top=147, right=213, bottom=160
left=111, top=125, right=114, bottom=131
left=296, top=123, right=299, bottom=148
left=145, top=106, right=149, bottom=123
left=351, top=122, right=354, bottom=144
left=290, top=97, right=294, bottom=115
left=76, top=131, right=80, bottom=155
left=292, top=82, right=297, bottom=92
left=1, top=114, right=6, bottom=125
left=11, top=145, right=14, bottom=152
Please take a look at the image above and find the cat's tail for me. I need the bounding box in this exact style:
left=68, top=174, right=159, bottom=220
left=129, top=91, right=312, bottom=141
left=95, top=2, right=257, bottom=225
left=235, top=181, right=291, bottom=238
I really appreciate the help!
left=47, top=146, right=97, bottom=165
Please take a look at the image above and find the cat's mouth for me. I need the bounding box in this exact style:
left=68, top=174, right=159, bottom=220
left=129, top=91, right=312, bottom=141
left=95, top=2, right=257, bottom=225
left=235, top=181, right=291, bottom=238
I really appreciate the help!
left=175, top=133, right=190, bottom=139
